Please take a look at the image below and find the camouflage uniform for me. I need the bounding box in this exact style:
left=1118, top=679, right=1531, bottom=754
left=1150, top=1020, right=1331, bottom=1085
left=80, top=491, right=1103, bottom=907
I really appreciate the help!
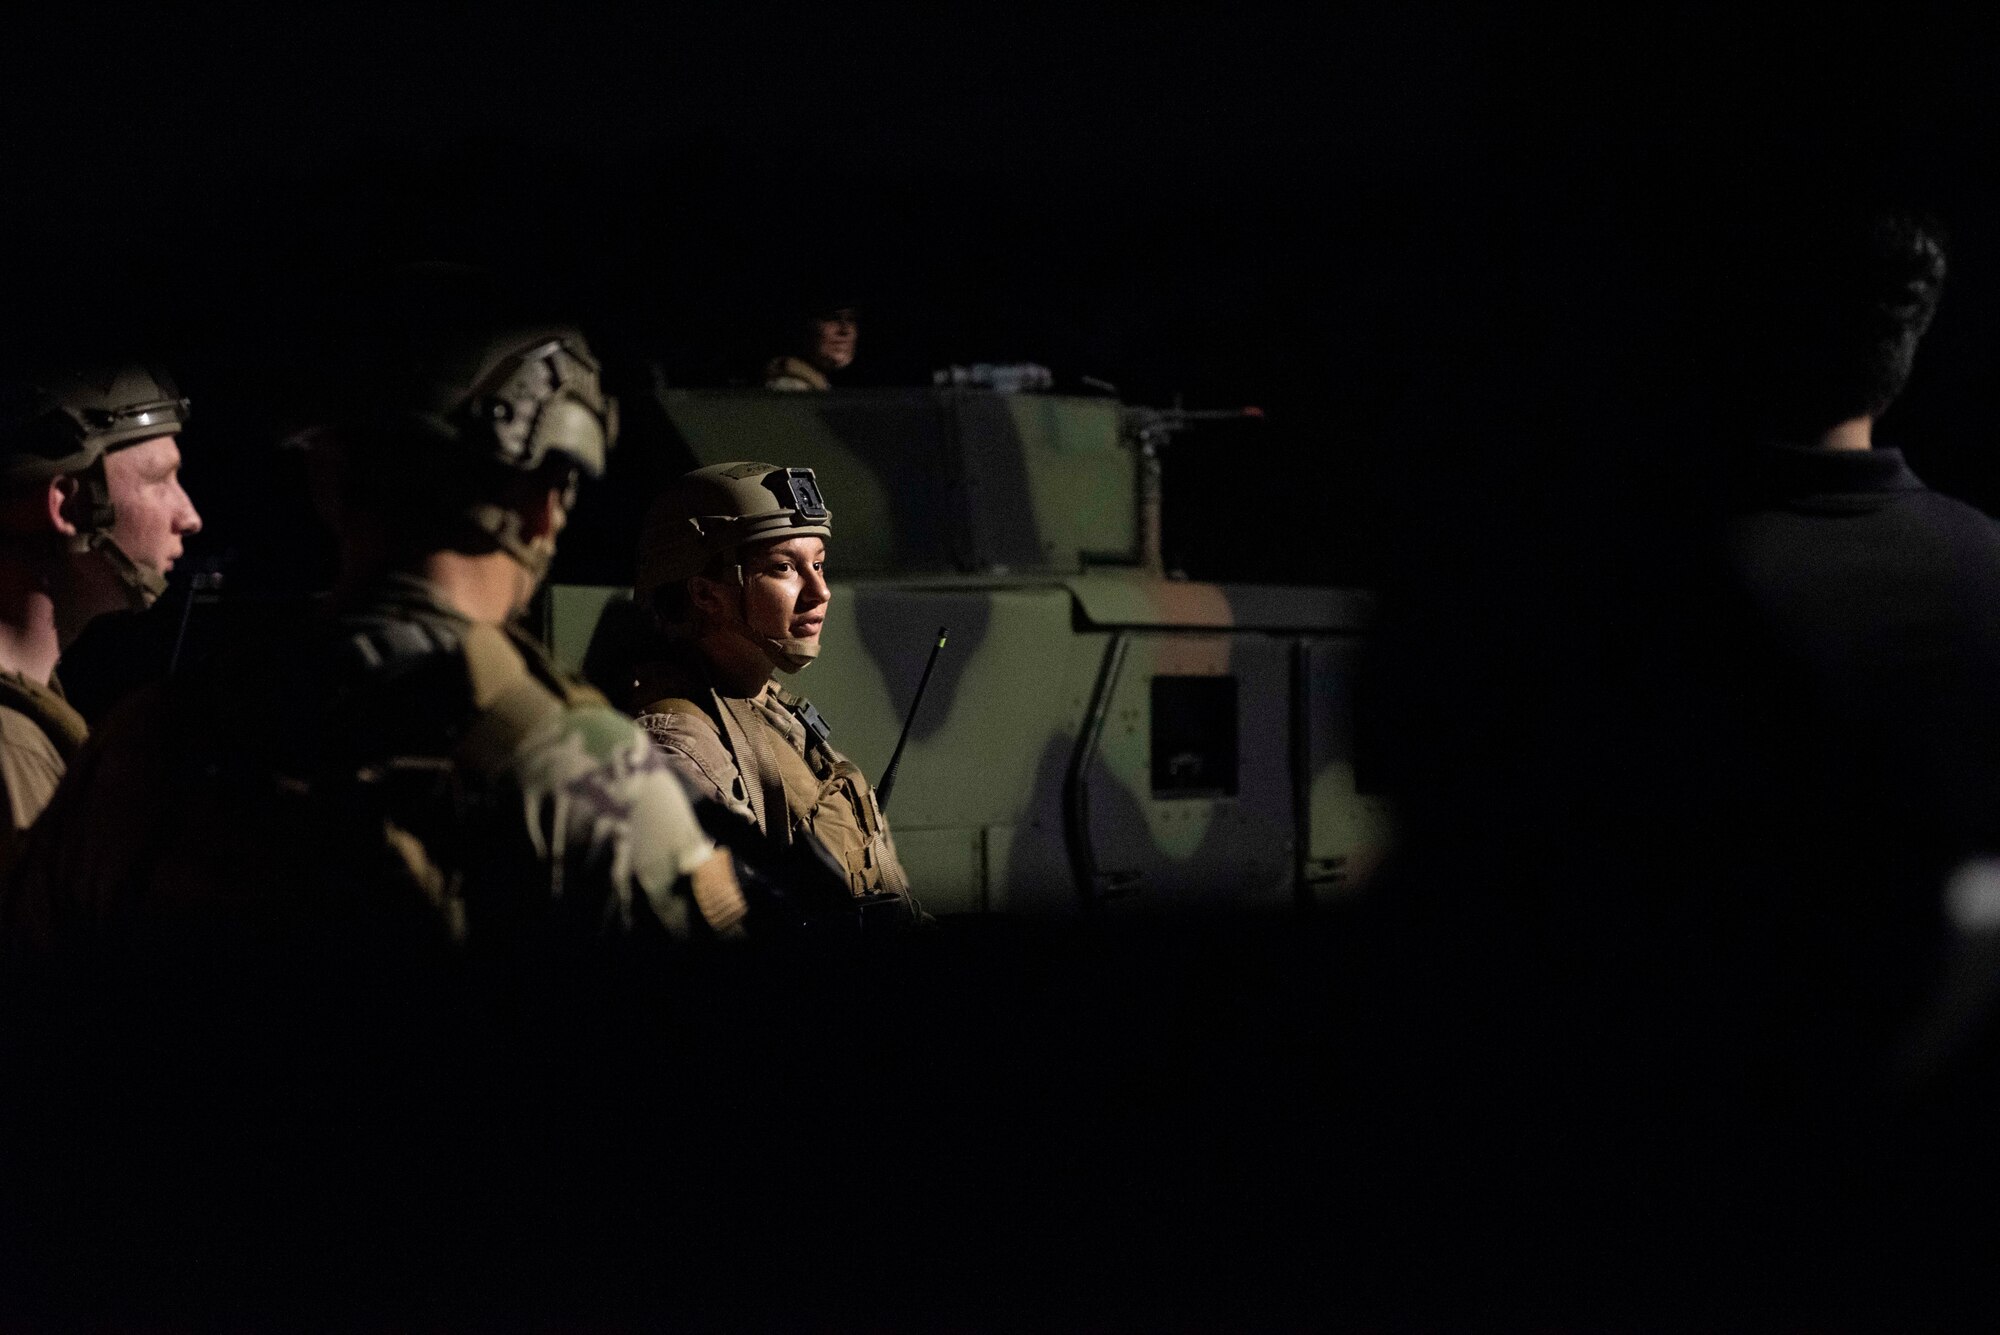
left=633, top=643, right=911, bottom=903
left=0, top=574, right=743, bottom=950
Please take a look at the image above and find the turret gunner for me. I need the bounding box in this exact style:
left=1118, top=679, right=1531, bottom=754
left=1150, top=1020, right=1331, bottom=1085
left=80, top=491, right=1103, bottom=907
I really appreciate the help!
left=762, top=301, right=858, bottom=392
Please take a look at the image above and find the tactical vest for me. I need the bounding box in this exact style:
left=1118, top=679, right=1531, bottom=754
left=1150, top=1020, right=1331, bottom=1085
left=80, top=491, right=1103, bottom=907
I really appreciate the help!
left=326, top=615, right=743, bottom=942
left=187, top=613, right=617, bottom=945
left=639, top=681, right=911, bottom=903
left=0, top=670, right=90, bottom=761
left=0, top=671, right=90, bottom=866
left=373, top=619, right=594, bottom=941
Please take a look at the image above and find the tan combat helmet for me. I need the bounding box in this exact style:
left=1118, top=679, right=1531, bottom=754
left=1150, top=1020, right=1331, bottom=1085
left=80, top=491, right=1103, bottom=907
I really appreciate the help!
left=395, top=325, right=619, bottom=481
left=0, top=365, right=191, bottom=605
left=637, top=461, right=833, bottom=672
left=293, top=319, right=618, bottom=579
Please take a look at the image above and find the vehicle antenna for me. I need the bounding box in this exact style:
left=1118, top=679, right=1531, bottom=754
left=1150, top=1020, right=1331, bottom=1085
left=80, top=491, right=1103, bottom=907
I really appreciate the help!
left=875, top=626, right=948, bottom=814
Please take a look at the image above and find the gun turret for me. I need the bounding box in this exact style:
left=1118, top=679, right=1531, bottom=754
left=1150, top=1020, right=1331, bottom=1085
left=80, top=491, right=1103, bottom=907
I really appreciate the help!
left=1122, top=400, right=1266, bottom=576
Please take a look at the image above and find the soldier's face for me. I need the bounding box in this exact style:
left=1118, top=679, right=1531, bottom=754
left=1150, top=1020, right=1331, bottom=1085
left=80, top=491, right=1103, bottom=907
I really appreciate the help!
left=740, top=535, right=829, bottom=647
left=103, top=435, right=202, bottom=581
left=810, top=311, right=857, bottom=373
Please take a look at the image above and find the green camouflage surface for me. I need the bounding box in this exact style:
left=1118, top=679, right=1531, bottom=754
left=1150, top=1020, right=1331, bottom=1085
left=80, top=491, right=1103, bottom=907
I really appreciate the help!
left=658, top=389, right=1136, bottom=574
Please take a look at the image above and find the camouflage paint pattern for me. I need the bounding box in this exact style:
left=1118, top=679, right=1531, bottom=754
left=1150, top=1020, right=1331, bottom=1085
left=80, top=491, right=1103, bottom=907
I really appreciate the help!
left=547, top=388, right=1390, bottom=913
left=656, top=388, right=1135, bottom=575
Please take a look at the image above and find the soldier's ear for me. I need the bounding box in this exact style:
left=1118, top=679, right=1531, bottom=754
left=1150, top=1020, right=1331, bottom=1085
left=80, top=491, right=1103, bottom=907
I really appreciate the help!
left=519, top=484, right=565, bottom=544
left=687, top=574, right=733, bottom=619
left=47, top=476, right=82, bottom=538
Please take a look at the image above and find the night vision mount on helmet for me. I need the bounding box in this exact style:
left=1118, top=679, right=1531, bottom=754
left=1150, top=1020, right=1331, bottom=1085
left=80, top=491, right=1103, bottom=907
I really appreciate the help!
left=411, top=329, right=619, bottom=482
left=438, top=329, right=617, bottom=578
left=0, top=365, right=192, bottom=606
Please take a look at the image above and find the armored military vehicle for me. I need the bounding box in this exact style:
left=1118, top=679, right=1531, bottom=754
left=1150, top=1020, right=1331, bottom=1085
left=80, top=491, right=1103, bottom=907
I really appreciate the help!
left=542, top=383, right=1389, bottom=915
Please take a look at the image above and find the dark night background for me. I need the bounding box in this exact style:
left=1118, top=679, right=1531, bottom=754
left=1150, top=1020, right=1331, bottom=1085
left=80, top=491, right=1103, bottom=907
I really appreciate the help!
left=10, top=9, right=2000, bottom=608
left=9, top=8, right=2000, bottom=1328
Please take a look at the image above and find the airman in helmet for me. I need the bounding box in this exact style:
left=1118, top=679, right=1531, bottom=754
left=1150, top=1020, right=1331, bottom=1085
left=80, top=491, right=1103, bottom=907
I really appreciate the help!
left=0, top=363, right=202, bottom=862
left=630, top=461, right=919, bottom=920
left=2, top=285, right=743, bottom=954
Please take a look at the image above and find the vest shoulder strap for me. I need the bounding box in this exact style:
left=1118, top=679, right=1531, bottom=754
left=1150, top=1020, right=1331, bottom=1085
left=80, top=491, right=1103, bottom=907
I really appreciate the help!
left=0, top=671, right=89, bottom=760
left=637, top=690, right=784, bottom=839
left=507, top=624, right=608, bottom=710
left=454, top=622, right=570, bottom=780
left=637, top=695, right=715, bottom=724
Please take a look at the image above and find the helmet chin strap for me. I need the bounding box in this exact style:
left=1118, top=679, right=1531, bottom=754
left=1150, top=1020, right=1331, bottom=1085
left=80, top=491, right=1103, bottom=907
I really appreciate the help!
left=81, top=531, right=169, bottom=608
left=66, top=460, right=167, bottom=609
left=720, top=615, right=819, bottom=675
left=719, top=569, right=820, bottom=675
left=761, top=632, right=821, bottom=675
left=468, top=501, right=555, bottom=584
